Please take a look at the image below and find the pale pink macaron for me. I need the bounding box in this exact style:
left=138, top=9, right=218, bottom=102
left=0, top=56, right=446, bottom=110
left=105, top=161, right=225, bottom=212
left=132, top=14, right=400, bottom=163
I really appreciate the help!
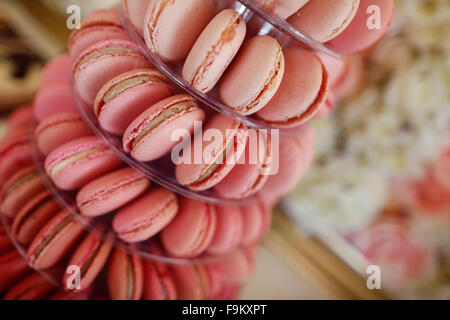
left=143, top=0, right=216, bottom=61
left=33, top=84, right=78, bottom=121
left=161, top=197, right=217, bottom=258
left=240, top=203, right=270, bottom=245
left=7, top=104, right=33, bottom=130
left=215, top=131, right=272, bottom=199
left=288, top=0, right=360, bottom=42
left=73, top=39, right=152, bottom=105
left=44, top=136, right=123, bottom=191
left=123, top=0, right=150, bottom=35
left=69, top=8, right=129, bottom=59
left=256, top=0, right=310, bottom=19
left=170, top=262, right=210, bottom=300
left=328, top=0, right=396, bottom=52
left=95, top=68, right=174, bottom=135
left=206, top=205, right=243, bottom=256
left=175, top=114, right=248, bottom=191
left=34, top=111, right=92, bottom=155
left=123, top=94, right=205, bottom=162
left=77, top=167, right=150, bottom=217
left=113, top=188, right=179, bottom=243
left=182, top=9, right=246, bottom=93
left=219, top=35, right=285, bottom=115
left=40, top=54, right=72, bottom=87
left=257, top=47, right=329, bottom=127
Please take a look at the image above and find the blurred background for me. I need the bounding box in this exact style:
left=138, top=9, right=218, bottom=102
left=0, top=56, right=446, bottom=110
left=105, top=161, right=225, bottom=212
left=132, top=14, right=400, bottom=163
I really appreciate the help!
left=0, top=0, right=448, bottom=299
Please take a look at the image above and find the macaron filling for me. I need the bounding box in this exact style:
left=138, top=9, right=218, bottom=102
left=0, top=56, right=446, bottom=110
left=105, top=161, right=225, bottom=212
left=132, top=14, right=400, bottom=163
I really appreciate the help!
left=76, top=47, right=141, bottom=72
left=79, top=239, right=102, bottom=277
left=3, top=171, right=38, bottom=198
left=127, top=255, right=135, bottom=300
left=49, top=146, right=107, bottom=178
left=14, top=198, right=52, bottom=233
left=34, top=217, right=72, bottom=259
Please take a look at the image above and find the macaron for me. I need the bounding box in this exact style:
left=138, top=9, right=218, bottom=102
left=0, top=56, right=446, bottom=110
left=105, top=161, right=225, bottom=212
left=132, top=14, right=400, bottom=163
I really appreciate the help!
left=0, top=166, right=45, bottom=218
left=170, top=262, right=210, bottom=300
left=69, top=8, right=129, bottom=59
left=315, top=92, right=335, bottom=119
left=175, top=114, right=248, bottom=191
left=240, top=203, right=269, bottom=245
left=73, top=39, right=152, bottom=105
left=12, top=191, right=60, bottom=245
left=0, top=127, right=34, bottom=184
left=77, top=167, right=150, bottom=217
left=49, top=289, right=92, bottom=300
left=219, top=35, right=285, bottom=115
left=142, top=242, right=177, bottom=300
left=256, top=0, right=310, bottom=19
left=40, top=54, right=72, bottom=87
left=44, top=136, right=123, bottom=191
left=182, top=9, right=246, bottom=93
left=203, top=263, right=225, bottom=299
left=27, top=209, right=87, bottom=270
left=206, top=205, right=243, bottom=256
left=95, top=68, right=174, bottom=135
left=143, top=0, right=216, bottom=61
left=221, top=246, right=255, bottom=285
left=257, top=47, right=329, bottom=127
left=215, top=131, right=272, bottom=199
left=288, top=0, right=360, bottom=43
left=63, top=230, right=113, bottom=292
left=107, top=246, right=144, bottom=300
left=7, top=104, right=34, bottom=130
left=0, top=250, right=30, bottom=293
left=332, top=53, right=363, bottom=100
left=34, top=111, right=92, bottom=155
left=113, top=188, right=178, bottom=243
left=123, top=94, right=205, bottom=162
left=161, top=197, right=217, bottom=258
left=123, top=0, right=150, bottom=35
left=4, top=272, right=55, bottom=300
left=327, top=0, right=396, bottom=52
left=33, top=84, right=78, bottom=121
left=0, top=225, right=13, bottom=255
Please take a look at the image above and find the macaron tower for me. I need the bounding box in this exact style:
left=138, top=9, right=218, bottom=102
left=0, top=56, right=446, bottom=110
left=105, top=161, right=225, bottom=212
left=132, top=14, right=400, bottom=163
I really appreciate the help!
left=0, top=0, right=395, bottom=300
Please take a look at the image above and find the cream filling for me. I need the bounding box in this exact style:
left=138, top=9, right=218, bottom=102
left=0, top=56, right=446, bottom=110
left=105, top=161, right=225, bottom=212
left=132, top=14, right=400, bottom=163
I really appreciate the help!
left=50, top=147, right=106, bottom=178
left=132, top=101, right=196, bottom=149
left=77, top=47, right=138, bottom=70
left=103, top=75, right=166, bottom=103
left=34, top=217, right=71, bottom=259
left=4, top=171, right=37, bottom=197
left=127, top=254, right=135, bottom=300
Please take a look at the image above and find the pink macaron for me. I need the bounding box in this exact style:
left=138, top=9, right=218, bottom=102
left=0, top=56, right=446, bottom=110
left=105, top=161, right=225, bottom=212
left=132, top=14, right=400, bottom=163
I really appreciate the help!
left=288, top=0, right=360, bottom=43
left=332, top=53, right=363, bottom=100
left=33, top=84, right=78, bottom=121
left=95, top=68, right=174, bottom=135
left=12, top=191, right=60, bottom=245
left=219, top=35, right=285, bottom=115
left=73, top=39, right=152, bottom=105
left=40, top=54, right=72, bottom=87
left=315, top=92, right=336, bottom=118
left=4, top=272, right=55, bottom=300
left=77, top=167, right=150, bottom=217
left=69, top=8, right=129, bottom=60
left=0, top=250, right=30, bottom=293
left=257, top=47, right=329, bottom=127
left=182, top=9, right=246, bottom=93
left=175, top=114, right=248, bottom=191
left=143, top=0, right=216, bottom=61
left=240, top=203, right=270, bottom=245
left=7, top=104, right=34, bottom=130
left=123, top=94, right=205, bottom=162
left=34, top=111, right=92, bottom=155
left=206, top=205, right=243, bottom=256
left=0, top=225, right=14, bottom=255
left=170, top=262, right=210, bottom=300
left=327, top=0, right=396, bottom=52
left=123, top=0, right=150, bottom=36
left=0, top=166, right=45, bottom=218
left=44, top=136, right=123, bottom=191
left=113, top=188, right=178, bottom=243
left=220, top=246, right=255, bottom=286
left=161, top=197, right=217, bottom=258
left=256, top=0, right=310, bottom=19
left=27, top=209, right=87, bottom=270
left=107, top=246, right=144, bottom=300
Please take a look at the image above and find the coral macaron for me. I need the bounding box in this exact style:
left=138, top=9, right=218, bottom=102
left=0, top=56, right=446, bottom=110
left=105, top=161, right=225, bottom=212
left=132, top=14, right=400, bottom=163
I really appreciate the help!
left=95, top=68, right=174, bottom=135
left=77, top=167, right=150, bottom=217
left=113, top=188, right=178, bottom=243
left=123, top=94, right=205, bottom=162
left=44, top=136, right=123, bottom=191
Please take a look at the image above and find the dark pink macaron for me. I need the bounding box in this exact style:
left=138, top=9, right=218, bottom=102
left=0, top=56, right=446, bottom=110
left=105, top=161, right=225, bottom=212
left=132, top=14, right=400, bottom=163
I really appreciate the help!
left=0, top=250, right=30, bottom=292
left=4, top=272, right=56, bottom=300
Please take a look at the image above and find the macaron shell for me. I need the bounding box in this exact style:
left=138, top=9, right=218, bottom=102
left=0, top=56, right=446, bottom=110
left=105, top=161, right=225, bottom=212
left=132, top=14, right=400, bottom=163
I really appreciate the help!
left=144, top=0, right=216, bottom=61
left=96, top=69, right=174, bottom=135
left=107, top=247, right=144, bottom=300
left=221, top=247, right=255, bottom=285
left=327, top=0, right=395, bottom=52
left=77, top=167, right=150, bottom=217
left=204, top=263, right=225, bottom=298
left=182, top=9, right=246, bottom=93
left=288, top=0, right=360, bottom=43
left=332, top=53, right=363, bottom=100
left=317, top=51, right=346, bottom=87
left=206, top=206, right=243, bottom=256
left=4, top=272, right=55, bottom=300
left=113, top=188, right=178, bottom=243
left=219, top=36, right=285, bottom=115
left=12, top=191, right=60, bottom=245
left=33, top=84, right=78, bottom=121
left=315, top=92, right=335, bottom=119
left=256, top=0, right=310, bottom=19
left=170, top=263, right=209, bottom=300
left=7, top=104, right=34, bottom=130
left=40, top=54, right=72, bottom=87
left=35, top=111, right=92, bottom=155
left=0, top=251, right=30, bottom=292
left=161, top=198, right=217, bottom=258
left=143, top=259, right=177, bottom=300
left=123, top=0, right=149, bottom=35
left=73, top=40, right=152, bottom=105
left=240, top=204, right=264, bottom=245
